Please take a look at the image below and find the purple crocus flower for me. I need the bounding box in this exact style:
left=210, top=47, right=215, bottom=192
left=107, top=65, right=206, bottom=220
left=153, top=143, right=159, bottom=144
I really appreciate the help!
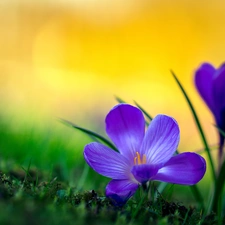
left=195, top=63, right=225, bottom=164
left=84, top=104, right=206, bottom=205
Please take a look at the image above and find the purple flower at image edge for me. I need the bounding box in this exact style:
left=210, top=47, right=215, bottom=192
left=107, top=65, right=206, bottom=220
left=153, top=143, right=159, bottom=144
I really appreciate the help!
left=195, top=63, right=225, bottom=161
left=84, top=104, right=206, bottom=205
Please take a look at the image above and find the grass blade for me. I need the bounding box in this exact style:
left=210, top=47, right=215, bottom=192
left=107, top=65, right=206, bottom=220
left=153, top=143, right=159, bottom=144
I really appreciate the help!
left=190, top=185, right=205, bottom=211
left=115, top=96, right=126, bottom=103
left=21, top=158, right=33, bottom=181
left=176, top=149, right=205, bottom=210
left=59, top=119, right=118, bottom=152
left=134, top=101, right=153, bottom=121
left=211, top=158, right=225, bottom=214
left=171, top=70, right=216, bottom=181
left=213, top=124, right=225, bottom=137
left=212, top=124, right=225, bottom=215
left=77, top=163, right=90, bottom=191
left=155, top=182, right=168, bottom=199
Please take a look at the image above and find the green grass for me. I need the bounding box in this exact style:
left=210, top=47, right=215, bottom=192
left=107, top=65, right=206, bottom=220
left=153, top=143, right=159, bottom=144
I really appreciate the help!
left=0, top=171, right=220, bottom=225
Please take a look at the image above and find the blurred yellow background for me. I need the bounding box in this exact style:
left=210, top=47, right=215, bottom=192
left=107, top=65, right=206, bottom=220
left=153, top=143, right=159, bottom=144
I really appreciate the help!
left=1, top=0, right=225, bottom=151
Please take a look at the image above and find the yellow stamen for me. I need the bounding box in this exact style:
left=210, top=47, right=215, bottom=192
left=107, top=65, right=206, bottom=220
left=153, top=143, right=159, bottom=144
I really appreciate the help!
left=137, top=152, right=141, bottom=164
left=134, top=152, right=147, bottom=165
left=142, top=154, right=147, bottom=164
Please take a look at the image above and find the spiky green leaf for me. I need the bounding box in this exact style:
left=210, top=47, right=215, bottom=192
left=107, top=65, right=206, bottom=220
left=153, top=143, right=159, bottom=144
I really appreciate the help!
left=60, top=119, right=118, bottom=152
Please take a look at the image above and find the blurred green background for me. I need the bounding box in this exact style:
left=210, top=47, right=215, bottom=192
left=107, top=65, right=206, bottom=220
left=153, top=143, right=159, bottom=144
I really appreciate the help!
left=0, top=0, right=224, bottom=204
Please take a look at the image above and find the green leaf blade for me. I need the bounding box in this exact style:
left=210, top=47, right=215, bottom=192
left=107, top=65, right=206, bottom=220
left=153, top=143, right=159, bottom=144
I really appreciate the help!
left=171, top=70, right=216, bottom=182
left=134, top=101, right=153, bottom=121
left=59, top=119, right=118, bottom=152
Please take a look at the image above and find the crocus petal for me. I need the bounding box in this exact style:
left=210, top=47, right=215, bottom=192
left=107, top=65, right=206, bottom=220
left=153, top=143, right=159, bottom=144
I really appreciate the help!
left=195, top=62, right=216, bottom=114
left=84, top=142, right=131, bottom=179
left=212, top=63, right=225, bottom=125
left=153, top=152, right=206, bottom=185
left=106, top=179, right=139, bottom=206
left=140, top=114, right=180, bottom=166
left=131, top=164, right=159, bottom=184
left=105, top=104, right=145, bottom=161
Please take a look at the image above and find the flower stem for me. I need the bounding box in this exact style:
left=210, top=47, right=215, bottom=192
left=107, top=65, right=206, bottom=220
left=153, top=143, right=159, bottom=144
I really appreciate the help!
left=211, top=158, right=225, bottom=214
left=218, top=134, right=224, bottom=171
left=142, top=183, right=148, bottom=191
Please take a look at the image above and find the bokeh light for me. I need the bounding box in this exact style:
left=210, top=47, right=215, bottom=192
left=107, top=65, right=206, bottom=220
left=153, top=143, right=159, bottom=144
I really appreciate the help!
left=1, top=0, right=225, bottom=152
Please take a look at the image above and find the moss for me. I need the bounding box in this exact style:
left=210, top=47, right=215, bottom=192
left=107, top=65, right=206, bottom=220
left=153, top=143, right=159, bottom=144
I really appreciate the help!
left=0, top=170, right=223, bottom=225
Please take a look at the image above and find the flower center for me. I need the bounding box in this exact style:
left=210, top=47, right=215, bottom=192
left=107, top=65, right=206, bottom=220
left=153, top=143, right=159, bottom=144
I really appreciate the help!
left=134, top=152, right=147, bottom=165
